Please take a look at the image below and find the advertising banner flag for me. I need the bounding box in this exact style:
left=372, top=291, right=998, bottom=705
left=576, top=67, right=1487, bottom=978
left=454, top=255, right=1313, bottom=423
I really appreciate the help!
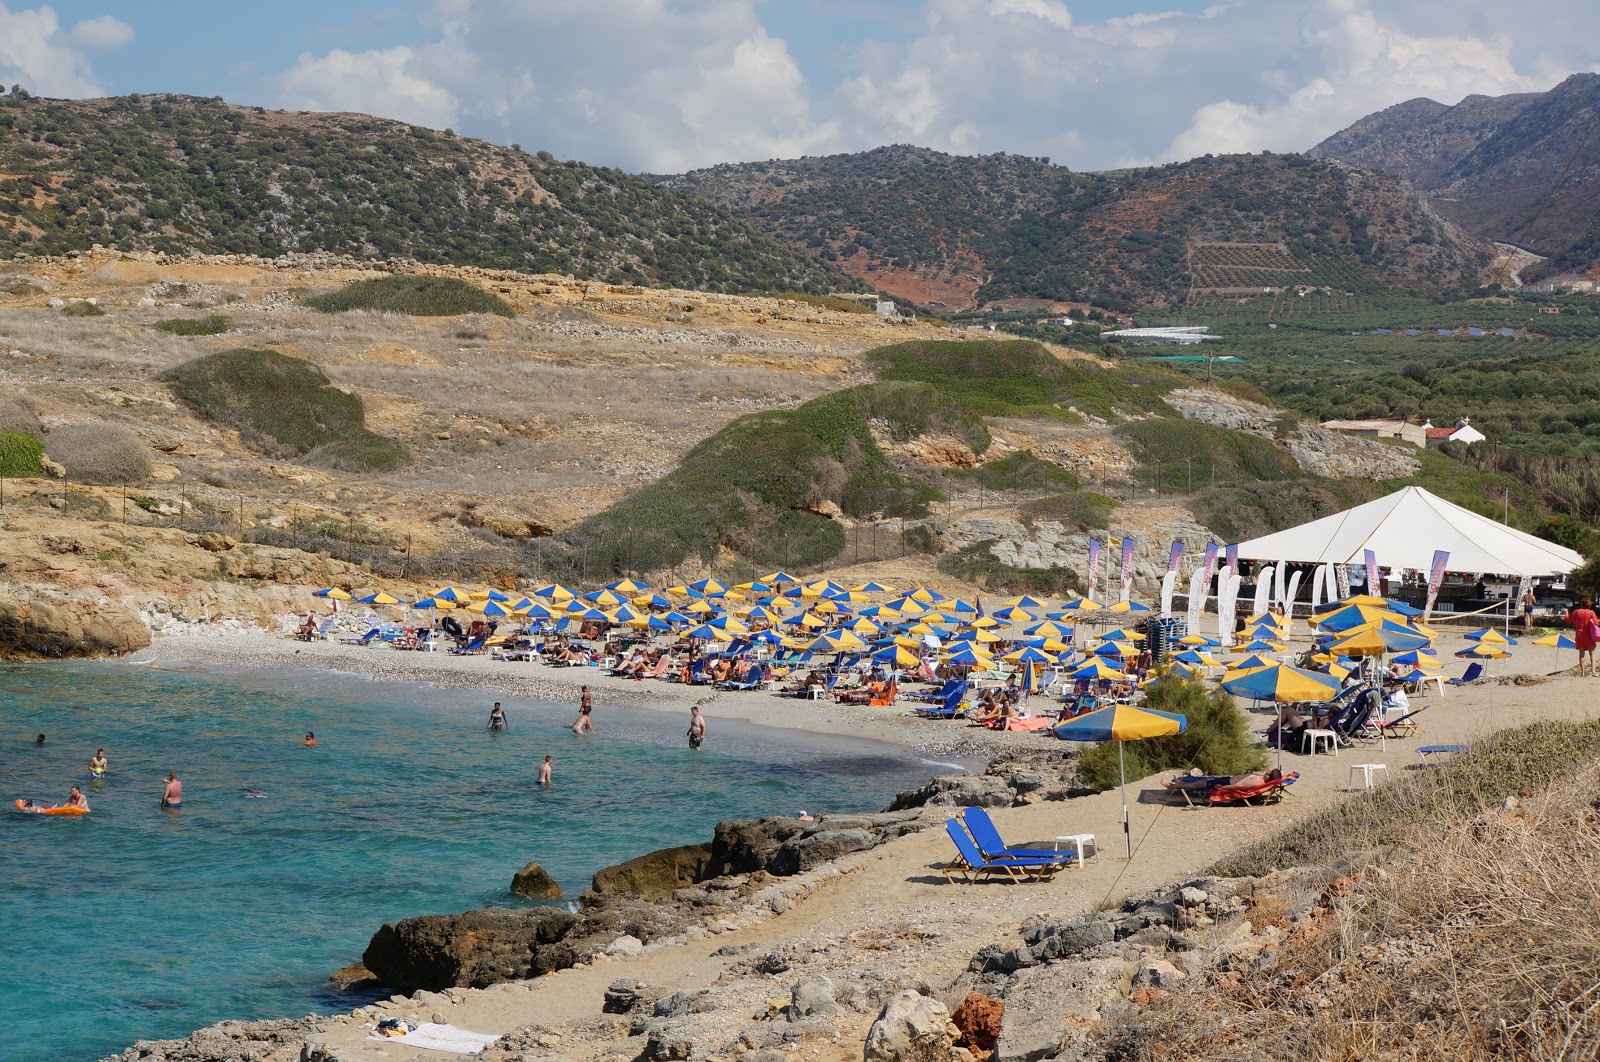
left=1364, top=549, right=1380, bottom=595
left=1424, top=550, right=1450, bottom=619
left=1167, top=541, right=1184, bottom=573
left=1225, top=542, right=1239, bottom=576
left=1087, top=539, right=1102, bottom=599
left=1186, top=568, right=1206, bottom=631
left=1201, top=542, right=1220, bottom=594
left=1119, top=536, right=1136, bottom=602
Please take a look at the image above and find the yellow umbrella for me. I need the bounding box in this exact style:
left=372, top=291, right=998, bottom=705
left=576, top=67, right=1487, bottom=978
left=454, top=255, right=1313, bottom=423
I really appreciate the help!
left=960, top=628, right=1004, bottom=643
left=360, top=591, right=400, bottom=605
left=792, top=612, right=829, bottom=628
left=609, top=578, right=652, bottom=594
left=1059, top=597, right=1103, bottom=612
left=908, top=587, right=941, bottom=603
left=968, top=616, right=1001, bottom=629
left=848, top=617, right=883, bottom=634
left=313, top=587, right=352, bottom=600
left=811, top=599, right=840, bottom=614
left=905, top=622, right=938, bottom=636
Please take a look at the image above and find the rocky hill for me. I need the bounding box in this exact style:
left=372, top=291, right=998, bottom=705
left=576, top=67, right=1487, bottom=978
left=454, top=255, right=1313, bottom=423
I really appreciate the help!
left=1310, top=73, right=1600, bottom=281
left=663, top=147, right=1493, bottom=311
left=0, top=91, right=852, bottom=295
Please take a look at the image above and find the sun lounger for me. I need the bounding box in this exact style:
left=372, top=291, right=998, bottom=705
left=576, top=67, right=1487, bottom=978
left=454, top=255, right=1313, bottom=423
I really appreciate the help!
left=904, top=679, right=961, bottom=704
left=337, top=628, right=380, bottom=646
left=912, top=680, right=968, bottom=718
left=961, top=807, right=1073, bottom=863
left=1418, top=743, right=1468, bottom=762
left=1207, top=771, right=1299, bottom=806
left=1446, top=662, right=1485, bottom=686
left=1367, top=705, right=1426, bottom=738
left=447, top=636, right=487, bottom=655
left=941, top=820, right=1066, bottom=884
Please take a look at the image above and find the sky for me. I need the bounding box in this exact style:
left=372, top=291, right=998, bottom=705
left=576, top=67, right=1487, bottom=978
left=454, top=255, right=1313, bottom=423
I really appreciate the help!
left=1, top=0, right=1596, bottom=174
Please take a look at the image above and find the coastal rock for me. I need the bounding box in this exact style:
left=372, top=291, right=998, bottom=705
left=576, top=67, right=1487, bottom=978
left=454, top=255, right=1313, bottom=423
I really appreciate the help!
left=362, top=906, right=581, bottom=992
left=327, top=961, right=381, bottom=992
left=0, top=584, right=151, bottom=659
left=510, top=860, right=564, bottom=900
left=890, top=752, right=1081, bottom=810
left=864, top=990, right=961, bottom=1062
left=604, top=978, right=657, bottom=1014
left=996, top=959, right=1129, bottom=1062
left=590, top=843, right=711, bottom=900
left=786, top=975, right=843, bottom=1021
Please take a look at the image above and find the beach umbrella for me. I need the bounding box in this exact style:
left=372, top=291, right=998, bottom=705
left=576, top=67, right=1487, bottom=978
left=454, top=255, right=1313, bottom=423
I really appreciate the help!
left=990, top=605, right=1037, bottom=623
left=312, top=587, right=352, bottom=600
left=1222, top=663, right=1341, bottom=703
left=1310, top=603, right=1405, bottom=633
left=761, top=571, right=800, bottom=585
left=356, top=590, right=400, bottom=605
left=859, top=604, right=903, bottom=619
left=908, top=587, right=945, bottom=603
left=1024, top=620, right=1073, bottom=638
left=468, top=589, right=511, bottom=602
left=1093, top=642, right=1136, bottom=660
left=1237, top=638, right=1287, bottom=653
left=852, top=581, right=897, bottom=594
left=582, top=589, right=627, bottom=607
left=1004, top=645, right=1055, bottom=665
left=1327, top=625, right=1431, bottom=657
left=945, top=598, right=979, bottom=614
left=943, top=645, right=994, bottom=668
left=1465, top=627, right=1518, bottom=646
left=1533, top=631, right=1576, bottom=670
left=531, top=583, right=575, bottom=601
left=1223, top=653, right=1280, bottom=673
left=684, top=599, right=715, bottom=614
left=519, top=602, right=555, bottom=620
left=952, top=627, right=1003, bottom=644
left=688, top=578, right=729, bottom=597
left=1068, top=657, right=1126, bottom=680
left=1004, top=595, right=1048, bottom=609
left=1178, top=634, right=1220, bottom=647
left=873, top=645, right=921, bottom=667
left=1457, top=643, right=1512, bottom=659
left=1108, top=600, right=1151, bottom=614
left=1052, top=703, right=1188, bottom=859
left=606, top=578, right=652, bottom=594
left=884, top=596, right=928, bottom=615
left=1058, top=597, right=1104, bottom=612
left=684, top=623, right=726, bottom=641
left=430, top=586, right=466, bottom=603
left=1390, top=649, right=1443, bottom=668
left=1174, top=649, right=1221, bottom=668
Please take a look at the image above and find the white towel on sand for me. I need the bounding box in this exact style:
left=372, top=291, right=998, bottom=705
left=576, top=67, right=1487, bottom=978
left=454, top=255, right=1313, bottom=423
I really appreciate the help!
left=367, top=1022, right=501, bottom=1054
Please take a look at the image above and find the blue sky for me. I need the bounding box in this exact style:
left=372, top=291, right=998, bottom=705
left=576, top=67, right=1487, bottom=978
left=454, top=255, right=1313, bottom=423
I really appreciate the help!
left=3, top=1, right=1595, bottom=173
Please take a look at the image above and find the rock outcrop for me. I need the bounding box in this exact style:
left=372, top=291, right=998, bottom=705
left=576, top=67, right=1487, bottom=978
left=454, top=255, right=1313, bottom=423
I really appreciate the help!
left=0, top=583, right=151, bottom=658
left=1166, top=387, right=1420, bottom=479
left=889, top=751, right=1082, bottom=810
left=509, top=860, right=564, bottom=900
left=863, top=990, right=962, bottom=1061
left=590, top=843, right=711, bottom=900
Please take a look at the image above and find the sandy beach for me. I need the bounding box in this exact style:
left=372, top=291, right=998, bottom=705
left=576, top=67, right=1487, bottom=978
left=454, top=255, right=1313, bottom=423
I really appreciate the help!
left=107, top=622, right=1600, bottom=1061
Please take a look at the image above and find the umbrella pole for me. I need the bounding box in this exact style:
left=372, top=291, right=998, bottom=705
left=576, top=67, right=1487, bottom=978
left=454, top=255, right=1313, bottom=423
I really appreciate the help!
left=1119, top=741, right=1131, bottom=861
left=1275, top=699, right=1283, bottom=771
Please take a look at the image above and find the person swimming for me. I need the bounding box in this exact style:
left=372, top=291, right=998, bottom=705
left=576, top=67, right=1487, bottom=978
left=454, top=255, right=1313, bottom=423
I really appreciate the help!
left=161, top=771, right=183, bottom=808
left=241, top=789, right=268, bottom=799
left=302, top=732, right=319, bottom=747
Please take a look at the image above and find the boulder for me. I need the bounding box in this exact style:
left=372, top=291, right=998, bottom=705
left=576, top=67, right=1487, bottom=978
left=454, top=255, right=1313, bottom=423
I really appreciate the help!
left=950, top=992, right=1004, bottom=1061
left=705, top=818, right=809, bottom=876
left=889, top=774, right=1017, bottom=810
left=510, top=860, right=564, bottom=900
left=326, top=961, right=382, bottom=992
left=786, top=975, right=843, bottom=1021
left=864, top=990, right=961, bottom=1062
left=0, top=585, right=151, bottom=659
left=361, top=906, right=581, bottom=992
left=603, top=978, right=656, bottom=1014
left=767, top=829, right=879, bottom=876
left=590, top=843, right=711, bottom=900
left=996, top=959, right=1129, bottom=1062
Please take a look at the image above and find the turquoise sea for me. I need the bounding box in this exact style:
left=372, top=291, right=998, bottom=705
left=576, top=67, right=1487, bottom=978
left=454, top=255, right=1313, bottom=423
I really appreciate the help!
left=0, top=661, right=944, bottom=1062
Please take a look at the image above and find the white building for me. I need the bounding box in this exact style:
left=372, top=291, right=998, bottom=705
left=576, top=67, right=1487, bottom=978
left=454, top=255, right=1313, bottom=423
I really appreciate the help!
left=1100, top=325, right=1221, bottom=346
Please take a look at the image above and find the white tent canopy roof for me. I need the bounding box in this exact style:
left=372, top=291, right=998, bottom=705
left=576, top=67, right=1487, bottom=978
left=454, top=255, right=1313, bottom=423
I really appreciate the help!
left=1234, top=486, right=1583, bottom=577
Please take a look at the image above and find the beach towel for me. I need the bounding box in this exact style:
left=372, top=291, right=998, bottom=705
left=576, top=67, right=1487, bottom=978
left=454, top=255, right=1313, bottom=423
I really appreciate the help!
left=368, top=1021, right=501, bottom=1054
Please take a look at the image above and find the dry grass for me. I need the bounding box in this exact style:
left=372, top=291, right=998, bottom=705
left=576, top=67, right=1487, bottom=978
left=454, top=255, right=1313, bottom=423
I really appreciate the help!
left=1105, top=752, right=1600, bottom=1061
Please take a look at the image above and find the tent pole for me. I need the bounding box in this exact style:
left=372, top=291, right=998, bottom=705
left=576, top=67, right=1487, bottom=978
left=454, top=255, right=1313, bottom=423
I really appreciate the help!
left=1120, top=741, right=1131, bottom=860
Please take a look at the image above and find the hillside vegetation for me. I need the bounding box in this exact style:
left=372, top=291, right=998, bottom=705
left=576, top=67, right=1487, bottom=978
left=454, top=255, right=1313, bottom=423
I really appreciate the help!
left=565, top=381, right=986, bottom=574
left=305, top=275, right=515, bottom=317
left=668, top=148, right=1492, bottom=311
left=1311, top=72, right=1600, bottom=280
left=158, top=348, right=411, bottom=472
left=0, top=91, right=851, bottom=295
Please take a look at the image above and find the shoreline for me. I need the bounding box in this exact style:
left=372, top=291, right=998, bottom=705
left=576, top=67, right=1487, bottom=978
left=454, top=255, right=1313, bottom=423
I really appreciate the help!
left=79, top=626, right=1600, bottom=1062
left=127, top=629, right=1047, bottom=764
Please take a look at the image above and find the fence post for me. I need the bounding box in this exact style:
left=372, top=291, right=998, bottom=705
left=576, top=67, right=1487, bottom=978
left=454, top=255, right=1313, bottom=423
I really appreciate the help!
left=121, top=482, right=127, bottom=524
left=179, top=481, right=186, bottom=530
left=238, top=493, right=244, bottom=539
left=404, top=533, right=413, bottom=579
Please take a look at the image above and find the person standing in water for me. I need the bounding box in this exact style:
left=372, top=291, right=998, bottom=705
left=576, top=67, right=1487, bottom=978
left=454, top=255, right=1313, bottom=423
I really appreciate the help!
left=64, top=785, right=89, bottom=810
left=302, top=732, right=319, bottom=747
left=161, top=771, right=183, bottom=808
left=489, top=703, right=508, bottom=731
left=570, top=686, right=594, bottom=733
left=687, top=706, right=706, bottom=750
left=538, top=755, right=552, bottom=785
left=89, top=749, right=108, bottom=777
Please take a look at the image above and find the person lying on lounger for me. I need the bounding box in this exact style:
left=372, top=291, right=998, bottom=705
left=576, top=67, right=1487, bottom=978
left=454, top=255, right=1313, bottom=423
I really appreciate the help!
left=1163, top=768, right=1283, bottom=792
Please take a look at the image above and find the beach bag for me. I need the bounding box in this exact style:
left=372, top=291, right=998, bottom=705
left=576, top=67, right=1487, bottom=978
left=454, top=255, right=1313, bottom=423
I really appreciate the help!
left=1587, top=616, right=1600, bottom=642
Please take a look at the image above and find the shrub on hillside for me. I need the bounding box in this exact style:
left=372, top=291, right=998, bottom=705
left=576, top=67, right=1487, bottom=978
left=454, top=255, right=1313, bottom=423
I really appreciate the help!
left=1075, top=678, right=1265, bottom=792
left=304, top=275, right=515, bottom=318
left=0, top=397, right=42, bottom=439
left=301, top=434, right=412, bottom=473
left=153, top=314, right=228, bottom=335
left=0, top=430, right=44, bottom=477
left=1019, top=491, right=1115, bottom=532
left=159, top=348, right=368, bottom=455
left=45, top=422, right=154, bottom=484
left=61, top=301, right=105, bottom=317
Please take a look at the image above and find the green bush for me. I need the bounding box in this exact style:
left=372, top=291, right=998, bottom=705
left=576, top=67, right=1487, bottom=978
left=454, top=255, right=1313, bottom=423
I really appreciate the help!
left=1019, top=491, right=1115, bottom=532
left=160, top=347, right=413, bottom=470
left=564, top=381, right=965, bottom=575
left=1190, top=480, right=1366, bottom=541
left=1076, top=678, right=1266, bottom=792
left=305, top=275, right=515, bottom=317
left=950, top=450, right=1076, bottom=492
left=301, top=433, right=412, bottom=473
left=0, top=429, right=44, bottom=476
left=1117, top=418, right=1297, bottom=492
left=936, top=540, right=1086, bottom=597
left=60, top=300, right=104, bottom=317
left=1212, top=719, right=1600, bottom=877
left=153, top=314, right=228, bottom=335
left=866, top=338, right=1181, bottom=421
left=46, top=422, right=154, bottom=484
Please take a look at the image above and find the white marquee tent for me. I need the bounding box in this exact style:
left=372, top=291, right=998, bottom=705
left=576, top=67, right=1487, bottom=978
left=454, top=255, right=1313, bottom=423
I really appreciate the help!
left=1234, top=486, right=1584, bottom=577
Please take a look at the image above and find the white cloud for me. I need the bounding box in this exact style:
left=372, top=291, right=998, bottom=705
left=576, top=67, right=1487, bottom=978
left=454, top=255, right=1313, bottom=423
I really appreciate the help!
left=0, top=4, right=132, bottom=97
left=64, top=13, right=133, bottom=51
left=260, top=0, right=1600, bottom=173
left=277, top=45, right=461, bottom=131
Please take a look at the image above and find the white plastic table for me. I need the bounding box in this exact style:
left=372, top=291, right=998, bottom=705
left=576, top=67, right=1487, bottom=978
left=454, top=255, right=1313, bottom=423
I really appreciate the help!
left=1053, top=833, right=1098, bottom=868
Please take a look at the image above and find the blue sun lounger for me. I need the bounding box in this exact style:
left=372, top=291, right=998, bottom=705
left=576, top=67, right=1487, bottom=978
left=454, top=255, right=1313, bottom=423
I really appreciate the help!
left=941, top=820, right=1067, bottom=883
left=961, top=806, right=1077, bottom=863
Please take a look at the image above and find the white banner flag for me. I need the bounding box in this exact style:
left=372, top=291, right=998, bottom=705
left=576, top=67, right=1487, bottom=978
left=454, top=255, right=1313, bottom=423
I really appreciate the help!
left=1285, top=571, right=1303, bottom=621
left=1252, top=564, right=1273, bottom=621
left=1187, top=568, right=1206, bottom=632
left=1160, top=571, right=1177, bottom=619
left=1310, top=563, right=1328, bottom=615
left=1219, top=568, right=1242, bottom=646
